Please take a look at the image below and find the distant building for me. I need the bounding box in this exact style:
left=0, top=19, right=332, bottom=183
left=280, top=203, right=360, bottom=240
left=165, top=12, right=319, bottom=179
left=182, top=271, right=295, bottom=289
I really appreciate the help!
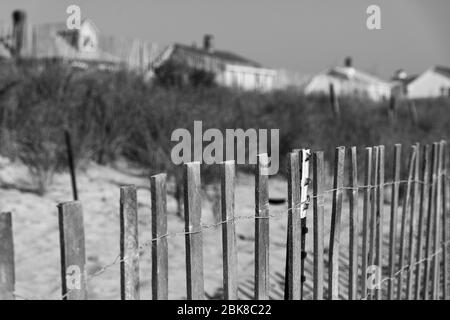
left=272, top=69, right=310, bottom=91
left=0, top=10, right=162, bottom=72
left=406, top=66, right=450, bottom=99
left=304, top=57, right=393, bottom=101
left=153, top=35, right=276, bottom=91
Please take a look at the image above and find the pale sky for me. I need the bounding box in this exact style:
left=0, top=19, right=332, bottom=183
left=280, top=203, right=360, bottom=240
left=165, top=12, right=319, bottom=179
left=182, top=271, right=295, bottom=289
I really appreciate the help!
left=1, top=0, right=449, bottom=79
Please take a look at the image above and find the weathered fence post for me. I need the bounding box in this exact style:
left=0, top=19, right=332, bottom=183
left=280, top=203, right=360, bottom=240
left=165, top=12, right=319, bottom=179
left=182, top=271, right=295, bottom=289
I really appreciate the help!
left=312, top=151, right=324, bottom=300
left=432, top=142, right=444, bottom=299
left=255, top=153, right=270, bottom=300
left=0, top=212, right=14, bottom=300
left=424, top=143, right=438, bottom=300
left=328, top=146, right=345, bottom=300
left=286, top=152, right=302, bottom=300
left=409, top=101, right=418, bottom=125
left=120, top=185, right=139, bottom=300
left=151, top=173, right=168, bottom=300
left=329, top=83, right=340, bottom=117
left=348, top=147, right=358, bottom=300
left=299, top=149, right=310, bottom=299
left=65, top=130, right=78, bottom=201
left=406, top=143, right=420, bottom=299
left=375, top=145, right=385, bottom=300
left=368, top=146, right=379, bottom=300
left=441, top=141, right=448, bottom=300
left=221, top=161, right=238, bottom=300
left=184, top=162, right=204, bottom=300
left=415, top=144, right=431, bottom=299
left=361, top=147, right=373, bottom=298
left=285, top=149, right=311, bottom=299
left=388, top=144, right=401, bottom=299
left=388, top=96, right=397, bottom=121
left=285, top=149, right=311, bottom=300
left=397, top=145, right=417, bottom=299
left=58, top=201, right=87, bottom=300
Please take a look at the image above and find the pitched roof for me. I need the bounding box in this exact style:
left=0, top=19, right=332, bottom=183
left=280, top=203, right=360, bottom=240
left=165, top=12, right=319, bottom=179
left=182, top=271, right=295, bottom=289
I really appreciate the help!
left=433, top=65, right=450, bottom=79
left=325, top=66, right=391, bottom=86
left=171, top=43, right=263, bottom=69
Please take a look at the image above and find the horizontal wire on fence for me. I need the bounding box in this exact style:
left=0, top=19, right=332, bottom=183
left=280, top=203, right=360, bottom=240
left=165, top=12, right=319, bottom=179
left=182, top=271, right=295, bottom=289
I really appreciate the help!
left=64, top=236, right=450, bottom=301
left=11, top=175, right=449, bottom=300
left=360, top=240, right=450, bottom=300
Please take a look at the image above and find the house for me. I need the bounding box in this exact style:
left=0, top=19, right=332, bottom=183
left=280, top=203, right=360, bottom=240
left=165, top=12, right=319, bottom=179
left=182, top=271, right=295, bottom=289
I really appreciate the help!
left=0, top=10, right=162, bottom=72
left=304, top=58, right=393, bottom=101
left=406, top=66, right=450, bottom=99
left=153, top=35, right=276, bottom=91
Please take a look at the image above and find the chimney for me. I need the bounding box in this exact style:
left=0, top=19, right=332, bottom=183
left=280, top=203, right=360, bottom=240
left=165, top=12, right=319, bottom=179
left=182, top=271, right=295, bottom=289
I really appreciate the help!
left=344, top=56, right=352, bottom=68
left=12, top=10, right=27, bottom=58
left=203, top=34, right=214, bottom=53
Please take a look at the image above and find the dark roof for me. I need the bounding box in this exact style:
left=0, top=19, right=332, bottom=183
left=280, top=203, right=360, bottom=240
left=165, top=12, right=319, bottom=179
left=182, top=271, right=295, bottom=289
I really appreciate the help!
left=173, top=43, right=262, bottom=68
left=434, top=65, right=450, bottom=79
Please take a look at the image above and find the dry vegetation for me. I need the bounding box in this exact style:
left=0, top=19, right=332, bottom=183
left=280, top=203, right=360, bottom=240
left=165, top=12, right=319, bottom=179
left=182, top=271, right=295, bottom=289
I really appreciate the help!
left=0, top=62, right=449, bottom=194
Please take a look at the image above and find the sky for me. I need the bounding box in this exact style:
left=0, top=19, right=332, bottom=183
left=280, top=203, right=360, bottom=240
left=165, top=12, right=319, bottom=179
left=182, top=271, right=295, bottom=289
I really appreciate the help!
left=1, top=0, right=449, bottom=78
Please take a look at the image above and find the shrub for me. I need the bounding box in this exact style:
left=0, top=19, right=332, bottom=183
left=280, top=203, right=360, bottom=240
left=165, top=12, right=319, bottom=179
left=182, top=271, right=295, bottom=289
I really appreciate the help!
left=0, top=63, right=449, bottom=194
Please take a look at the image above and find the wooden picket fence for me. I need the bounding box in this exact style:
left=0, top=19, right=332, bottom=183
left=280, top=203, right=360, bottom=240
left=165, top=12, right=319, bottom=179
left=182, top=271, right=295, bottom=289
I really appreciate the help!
left=0, top=141, right=449, bottom=300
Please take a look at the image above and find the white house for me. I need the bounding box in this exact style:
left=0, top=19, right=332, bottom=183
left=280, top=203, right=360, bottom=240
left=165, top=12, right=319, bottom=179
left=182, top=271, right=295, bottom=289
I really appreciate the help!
left=153, top=35, right=276, bottom=91
left=304, top=59, right=393, bottom=101
left=220, top=63, right=275, bottom=91
left=0, top=10, right=162, bottom=72
left=407, top=66, right=450, bottom=99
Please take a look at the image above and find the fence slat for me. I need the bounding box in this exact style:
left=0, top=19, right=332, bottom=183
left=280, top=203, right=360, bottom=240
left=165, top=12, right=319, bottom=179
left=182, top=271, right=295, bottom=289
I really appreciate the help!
left=312, top=151, right=324, bottom=300
left=255, top=153, right=270, bottom=300
left=367, top=146, right=379, bottom=300
left=441, top=141, right=448, bottom=300
left=151, top=173, right=168, bottom=300
left=120, top=185, right=139, bottom=300
left=221, top=161, right=238, bottom=300
left=348, top=147, right=358, bottom=300
left=415, top=144, right=431, bottom=299
left=397, top=145, right=416, bottom=299
left=375, top=145, right=385, bottom=300
left=361, top=147, right=373, bottom=298
left=58, top=201, right=87, bottom=300
left=424, top=143, right=438, bottom=300
left=298, top=149, right=310, bottom=299
left=0, top=212, right=14, bottom=300
left=388, top=144, right=401, bottom=299
left=369, top=147, right=379, bottom=267
left=184, top=162, right=204, bottom=300
left=406, top=144, right=420, bottom=299
left=328, top=146, right=345, bottom=300
left=432, top=142, right=443, bottom=299
left=65, top=130, right=78, bottom=201
left=286, top=152, right=302, bottom=300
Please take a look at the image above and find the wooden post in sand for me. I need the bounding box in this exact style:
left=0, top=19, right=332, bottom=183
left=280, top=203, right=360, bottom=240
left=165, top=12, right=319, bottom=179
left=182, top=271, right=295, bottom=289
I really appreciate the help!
left=58, top=201, right=87, bottom=300
left=0, top=212, right=14, bottom=300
